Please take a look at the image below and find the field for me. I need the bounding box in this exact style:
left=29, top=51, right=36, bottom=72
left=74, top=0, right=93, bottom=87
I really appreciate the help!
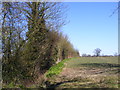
left=46, top=57, right=119, bottom=88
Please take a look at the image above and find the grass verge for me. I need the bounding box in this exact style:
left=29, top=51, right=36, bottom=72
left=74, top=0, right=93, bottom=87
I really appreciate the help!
left=45, top=58, right=73, bottom=78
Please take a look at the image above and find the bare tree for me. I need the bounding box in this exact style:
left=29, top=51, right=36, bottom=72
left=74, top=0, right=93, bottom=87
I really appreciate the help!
left=93, top=48, right=101, bottom=57
left=82, top=54, right=87, bottom=57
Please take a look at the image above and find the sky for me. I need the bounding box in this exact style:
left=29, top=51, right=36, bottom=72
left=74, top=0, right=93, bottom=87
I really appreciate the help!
left=62, top=2, right=118, bottom=56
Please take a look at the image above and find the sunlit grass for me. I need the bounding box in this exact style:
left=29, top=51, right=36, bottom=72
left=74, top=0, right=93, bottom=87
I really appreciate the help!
left=66, top=57, right=118, bottom=68
left=45, top=58, right=73, bottom=78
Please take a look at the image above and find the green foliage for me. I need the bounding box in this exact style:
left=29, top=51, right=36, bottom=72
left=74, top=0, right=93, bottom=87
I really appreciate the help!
left=3, top=82, right=19, bottom=88
left=19, top=85, right=26, bottom=89
left=4, top=82, right=15, bottom=88
left=45, top=58, right=71, bottom=77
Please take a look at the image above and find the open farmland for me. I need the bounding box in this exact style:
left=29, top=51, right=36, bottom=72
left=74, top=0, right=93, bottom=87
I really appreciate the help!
left=67, top=57, right=118, bottom=68
left=46, top=57, right=119, bottom=88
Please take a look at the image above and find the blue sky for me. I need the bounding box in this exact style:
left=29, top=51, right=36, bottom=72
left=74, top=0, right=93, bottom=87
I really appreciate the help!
left=62, top=2, right=118, bottom=56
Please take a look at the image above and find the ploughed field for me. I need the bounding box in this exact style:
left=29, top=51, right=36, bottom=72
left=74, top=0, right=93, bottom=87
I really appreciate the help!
left=47, top=57, right=119, bottom=88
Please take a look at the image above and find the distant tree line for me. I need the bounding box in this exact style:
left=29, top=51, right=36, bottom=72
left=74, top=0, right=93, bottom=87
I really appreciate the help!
left=1, top=2, right=79, bottom=86
left=82, top=48, right=118, bottom=57
left=82, top=54, right=118, bottom=57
